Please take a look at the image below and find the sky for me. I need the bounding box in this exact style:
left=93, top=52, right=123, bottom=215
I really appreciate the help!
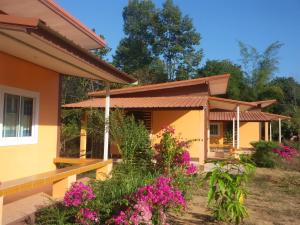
left=57, top=0, right=300, bottom=81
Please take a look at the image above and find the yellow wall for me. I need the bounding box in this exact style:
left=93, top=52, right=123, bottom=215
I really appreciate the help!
left=0, top=52, right=59, bottom=182
left=239, top=122, right=260, bottom=148
left=152, top=110, right=206, bottom=164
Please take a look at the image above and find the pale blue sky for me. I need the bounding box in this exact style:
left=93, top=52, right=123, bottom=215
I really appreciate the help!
left=57, top=0, right=300, bottom=81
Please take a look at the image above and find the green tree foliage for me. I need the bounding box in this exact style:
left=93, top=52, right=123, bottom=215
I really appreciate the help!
left=268, top=77, right=300, bottom=138
left=198, top=60, right=246, bottom=99
left=113, top=0, right=160, bottom=83
left=154, top=0, right=202, bottom=80
left=239, top=41, right=284, bottom=100
left=113, top=0, right=202, bottom=83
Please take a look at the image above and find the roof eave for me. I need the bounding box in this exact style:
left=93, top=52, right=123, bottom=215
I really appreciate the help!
left=0, top=15, right=136, bottom=84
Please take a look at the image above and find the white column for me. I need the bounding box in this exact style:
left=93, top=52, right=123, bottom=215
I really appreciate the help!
left=232, top=117, right=235, bottom=148
left=103, top=81, right=110, bottom=161
left=207, top=119, right=210, bottom=151
left=0, top=195, right=3, bottom=225
left=237, top=105, right=240, bottom=149
left=278, top=118, right=282, bottom=143
left=270, top=122, right=272, bottom=141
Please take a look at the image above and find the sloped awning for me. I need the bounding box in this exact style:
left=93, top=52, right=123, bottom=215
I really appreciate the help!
left=0, top=14, right=135, bottom=83
left=63, top=96, right=208, bottom=109
left=252, top=99, right=277, bottom=108
left=210, top=111, right=290, bottom=122
left=208, top=97, right=257, bottom=111
left=88, top=74, right=230, bottom=97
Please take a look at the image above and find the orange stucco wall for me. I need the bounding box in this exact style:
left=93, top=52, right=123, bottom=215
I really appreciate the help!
left=0, top=52, right=59, bottom=182
left=151, top=110, right=206, bottom=164
left=239, top=122, right=260, bottom=148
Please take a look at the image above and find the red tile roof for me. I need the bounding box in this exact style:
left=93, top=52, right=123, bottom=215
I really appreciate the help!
left=63, top=96, right=208, bottom=109
left=209, top=111, right=290, bottom=121
left=88, top=74, right=230, bottom=97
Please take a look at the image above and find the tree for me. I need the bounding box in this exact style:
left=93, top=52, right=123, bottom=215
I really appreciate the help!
left=113, top=0, right=202, bottom=83
left=270, top=77, right=300, bottom=113
left=198, top=60, right=246, bottom=99
left=90, top=34, right=112, bottom=61
left=154, top=0, right=202, bottom=80
left=239, top=41, right=283, bottom=98
left=113, top=0, right=158, bottom=83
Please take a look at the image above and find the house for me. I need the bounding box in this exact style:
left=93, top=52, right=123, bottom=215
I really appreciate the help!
left=0, top=0, right=135, bottom=224
left=65, top=74, right=290, bottom=164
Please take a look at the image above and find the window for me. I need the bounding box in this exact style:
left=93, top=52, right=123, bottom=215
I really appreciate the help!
left=210, top=123, right=220, bottom=136
left=0, top=85, right=39, bottom=146
left=127, top=111, right=152, bottom=132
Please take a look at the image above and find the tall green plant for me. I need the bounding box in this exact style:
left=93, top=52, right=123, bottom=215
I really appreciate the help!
left=110, top=113, right=153, bottom=165
left=205, top=160, right=255, bottom=224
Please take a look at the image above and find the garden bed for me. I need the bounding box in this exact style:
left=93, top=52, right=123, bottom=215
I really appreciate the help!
left=169, top=167, right=300, bottom=225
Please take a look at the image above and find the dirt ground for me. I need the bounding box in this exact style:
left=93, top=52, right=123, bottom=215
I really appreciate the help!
left=170, top=168, right=300, bottom=225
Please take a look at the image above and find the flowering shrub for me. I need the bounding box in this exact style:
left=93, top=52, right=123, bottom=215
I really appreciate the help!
left=155, top=126, right=198, bottom=176
left=63, top=182, right=99, bottom=225
left=112, top=176, right=186, bottom=225
left=77, top=208, right=99, bottom=225
left=64, top=182, right=96, bottom=207
left=36, top=124, right=198, bottom=225
left=186, top=163, right=197, bottom=175
left=272, top=144, right=299, bottom=160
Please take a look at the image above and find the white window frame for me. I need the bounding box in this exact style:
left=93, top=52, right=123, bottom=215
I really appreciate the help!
left=0, top=85, right=39, bottom=146
left=210, top=122, right=221, bottom=137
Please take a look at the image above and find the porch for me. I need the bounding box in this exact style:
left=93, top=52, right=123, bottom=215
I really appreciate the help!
left=207, top=109, right=290, bottom=159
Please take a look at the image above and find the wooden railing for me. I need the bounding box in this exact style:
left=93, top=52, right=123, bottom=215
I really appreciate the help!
left=0, top=158, right=112, bottom=225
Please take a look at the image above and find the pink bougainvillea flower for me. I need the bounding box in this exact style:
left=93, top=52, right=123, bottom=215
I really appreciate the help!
left=76, top=208, right=99, bottom=225
left=163, top=126, right=175, bottom=135
left=186, top=163, right=197, bottom=175
left=272, top=144, right=299, bottom=160
left=63, top=182, right=96, bottom=207
left=112, top=176, right=186, bottom=224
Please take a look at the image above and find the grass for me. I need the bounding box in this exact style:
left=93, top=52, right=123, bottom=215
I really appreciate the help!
left=169, top=167, right=300, bottom=225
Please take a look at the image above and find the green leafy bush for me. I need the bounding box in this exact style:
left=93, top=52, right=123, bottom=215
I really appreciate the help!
left=110, top=114, right=153, bottom=165
left=205, top=160, right=255, bottom=224
left=251, top=141, right=279, bottom=168
left=35, top=164, right=158, bottom=225
left=90, top=164, right=158, bottom=223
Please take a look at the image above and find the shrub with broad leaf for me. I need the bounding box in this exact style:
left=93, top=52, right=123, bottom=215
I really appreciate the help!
left=205, top=160, right=255, bottom=224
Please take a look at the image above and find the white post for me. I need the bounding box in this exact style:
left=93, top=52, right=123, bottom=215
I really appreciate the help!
left=232, top=117, right=235, bottom=148
left=103, top=81, right=110, bottom=161
left=237, top=105, right=240, bottom=149
left=270, top=122, right=272, bottom=141
left=0, top=195, right=3, bottom=225
left=279, top=118, right=282, bottom=143
left=207, top=120, right=210, bottom=151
